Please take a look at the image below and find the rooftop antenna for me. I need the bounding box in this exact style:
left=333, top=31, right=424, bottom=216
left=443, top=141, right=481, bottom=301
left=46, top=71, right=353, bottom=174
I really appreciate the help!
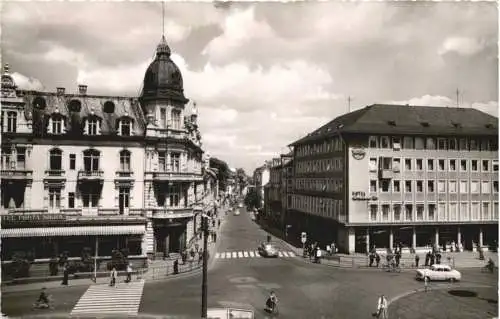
left=162, top=1, right=165, bottom=37
left=347, top=96, right=353, bottom=113
left=456, top=88, right=460, bottom=108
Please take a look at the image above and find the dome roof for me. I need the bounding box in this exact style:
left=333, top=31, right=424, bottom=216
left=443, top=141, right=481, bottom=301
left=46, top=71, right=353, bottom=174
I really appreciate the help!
left=1, top=63, right=16, bottom=89
left=140, top=36, right=187, bottom=103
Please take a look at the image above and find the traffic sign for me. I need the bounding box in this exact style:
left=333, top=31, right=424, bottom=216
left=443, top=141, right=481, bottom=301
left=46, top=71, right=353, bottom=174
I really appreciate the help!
left=301, top=232, right=307, bottom=244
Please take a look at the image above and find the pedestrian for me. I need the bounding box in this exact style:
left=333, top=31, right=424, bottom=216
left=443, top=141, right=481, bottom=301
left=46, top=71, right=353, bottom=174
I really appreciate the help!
left=198, top=249, right=203, bottom=265
left=109, top=267, right=117, bottom=287
left=326, top=245, right=331, bottom=256
left=430, top=253, right=435, bottom=266
left=424, top=276, right=429, bottom=292
left=315, top=247, right=322, bottom=264
left=375, top=254, right=381, bottom=268
left=415, top=254, right=420, bottom=268
left=425, top=251, right=430, bottom=267
left=369, top=253, right=374, bottom=267
left=376, top=294, right=388, bottom=319
left=213, top=232, right=217, bottom=243
left=125, top=263, right=132, bottom=283
left=395, top=252, right=401, bottom=267
left=218, top=219, right=221, bottom=228
left=173, top=259, right=179, bottom=274
left=61, top=263, right=69, bottom=286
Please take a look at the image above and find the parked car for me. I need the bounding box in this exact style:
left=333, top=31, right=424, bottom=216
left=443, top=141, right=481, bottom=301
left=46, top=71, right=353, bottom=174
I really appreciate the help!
left=415, top=264, right=461, bottom=282
left=238, top=203, right=243, bottom=208
left=234, top=210, right=240, bottom=216
left=258, top=243, right=279, bottom=258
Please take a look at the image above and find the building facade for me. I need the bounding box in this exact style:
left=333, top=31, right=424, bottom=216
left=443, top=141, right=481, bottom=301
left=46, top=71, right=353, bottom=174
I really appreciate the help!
left=252, top=164, right=270, bottom=209
left=288, top=104, right=498, bottom=254
left=0, top=36, right=217, bottom=262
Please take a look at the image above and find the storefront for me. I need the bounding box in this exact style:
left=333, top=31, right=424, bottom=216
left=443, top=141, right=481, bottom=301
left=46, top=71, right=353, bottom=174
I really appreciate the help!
left=151, top=215, right=192, bottom=258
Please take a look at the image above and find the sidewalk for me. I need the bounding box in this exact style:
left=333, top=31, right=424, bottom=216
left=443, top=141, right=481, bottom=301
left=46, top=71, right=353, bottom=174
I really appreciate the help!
left=2, top=206, right=229, bottom=293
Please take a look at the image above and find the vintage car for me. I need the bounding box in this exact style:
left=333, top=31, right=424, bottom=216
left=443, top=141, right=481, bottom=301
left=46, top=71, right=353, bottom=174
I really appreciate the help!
left=233, top=210, right=241, bottom=216
left=415, top=264, right=461, bottom=282
left=238, top=203, right=243, bottom=208
left=258, top=243, right=279, bottom=258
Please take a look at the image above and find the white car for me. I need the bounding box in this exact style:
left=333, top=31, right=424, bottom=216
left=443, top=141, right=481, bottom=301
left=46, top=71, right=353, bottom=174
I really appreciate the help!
left=415, top=264, right=461, bottom=282
left=238, top=203, right=243, bottom=208
left=233, top=210, right=240, bottom=216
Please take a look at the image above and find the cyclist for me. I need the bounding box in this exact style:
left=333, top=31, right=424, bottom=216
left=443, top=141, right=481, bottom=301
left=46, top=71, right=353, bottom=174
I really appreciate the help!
left=265, top=291, right=278, bottom=313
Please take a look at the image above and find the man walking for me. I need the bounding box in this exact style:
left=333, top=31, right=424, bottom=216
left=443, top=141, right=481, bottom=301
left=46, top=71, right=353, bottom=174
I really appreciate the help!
left=376, top=294, right=388, bottom=319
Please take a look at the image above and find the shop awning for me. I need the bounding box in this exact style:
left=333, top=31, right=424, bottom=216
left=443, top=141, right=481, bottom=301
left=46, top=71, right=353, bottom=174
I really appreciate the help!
left=1, top=224, right=146, bottom=238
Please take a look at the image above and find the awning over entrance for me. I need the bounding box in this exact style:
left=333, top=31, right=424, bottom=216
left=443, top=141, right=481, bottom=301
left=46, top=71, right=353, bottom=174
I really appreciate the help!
left=1, top=224, right=146, bottom=238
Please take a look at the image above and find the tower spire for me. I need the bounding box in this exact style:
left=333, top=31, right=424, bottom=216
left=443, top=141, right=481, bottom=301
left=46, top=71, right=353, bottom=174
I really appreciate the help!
left=162, top=1, right=165, bottom=38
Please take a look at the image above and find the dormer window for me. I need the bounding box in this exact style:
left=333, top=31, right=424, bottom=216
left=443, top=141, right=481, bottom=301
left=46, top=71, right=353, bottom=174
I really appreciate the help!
left=118, top=118, right=133, bottom=136
left=48, top=115, right=65, bottom=135
left=85, top=117, right=100, bottom=135
left=420, top=122, right=430, bottom=127
left=486, top=123, right=494, bottom=129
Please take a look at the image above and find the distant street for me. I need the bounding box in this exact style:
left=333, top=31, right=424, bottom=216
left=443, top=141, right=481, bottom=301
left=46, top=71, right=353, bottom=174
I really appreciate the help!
left=2, top=205, right=497, bottom=318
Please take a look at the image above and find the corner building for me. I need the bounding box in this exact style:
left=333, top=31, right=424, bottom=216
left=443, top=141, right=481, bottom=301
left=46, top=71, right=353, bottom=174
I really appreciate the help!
left=289, top=104, right=498, bottom=254
left=0, top=36, right=215, bottom=263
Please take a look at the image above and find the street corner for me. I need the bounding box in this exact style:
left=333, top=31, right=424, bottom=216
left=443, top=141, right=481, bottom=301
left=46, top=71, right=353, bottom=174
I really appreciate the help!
left=389, top=286, right=498, bottom=319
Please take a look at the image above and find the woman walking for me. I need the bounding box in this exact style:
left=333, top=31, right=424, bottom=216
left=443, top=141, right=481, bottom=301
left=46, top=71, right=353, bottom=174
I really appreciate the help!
left=109, top=267, right=117, bottom=287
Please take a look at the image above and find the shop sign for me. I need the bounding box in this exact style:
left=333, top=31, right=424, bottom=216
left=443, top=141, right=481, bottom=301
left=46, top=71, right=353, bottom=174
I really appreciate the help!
left=1, top=213, right=66, bottom=222
left=351, top=147, right=366, bottom=160
left=352, top=191, right=377, bottom=201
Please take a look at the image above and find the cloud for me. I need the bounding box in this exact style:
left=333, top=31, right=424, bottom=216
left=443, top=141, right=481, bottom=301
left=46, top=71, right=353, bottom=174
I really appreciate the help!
left=438, top=37, right=487, bottom=56
left=11, top=72, right=45, bottom=91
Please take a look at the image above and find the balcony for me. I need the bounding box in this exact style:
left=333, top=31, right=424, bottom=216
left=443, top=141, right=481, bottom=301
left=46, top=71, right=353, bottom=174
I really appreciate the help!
left=44, top=170, right=66, bottom=186
left=115, top=171, right=134, bottom=187
left=1, top=167, right=33, bottom=180
left=152, top=170, right=203, bottom=182
left=78, top=170, right=104, bottom=182
left=151, top=207, right=194, bottom=219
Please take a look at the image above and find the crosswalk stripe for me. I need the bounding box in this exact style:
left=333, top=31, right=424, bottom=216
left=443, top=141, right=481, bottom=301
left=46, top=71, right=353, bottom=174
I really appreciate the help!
left=238, top=251, right=243, bottom=258
left=216, top=253, right=221, bottom=259
left=249, top=251, right=255, bottom=257
left=225, top=252, right=231, bottom=258
left=243, top=251, right=249, bottom=257
left=288, top=251, right=296, bottom=257
left=278, top=251, right=284, bottom=257
left=282, top=251, right=289, bottom=257
left=255, top=251, right=261, bottom=257
left=214, top=251, right=298, bottom=260
left=232, top=252, right=237, bottom=258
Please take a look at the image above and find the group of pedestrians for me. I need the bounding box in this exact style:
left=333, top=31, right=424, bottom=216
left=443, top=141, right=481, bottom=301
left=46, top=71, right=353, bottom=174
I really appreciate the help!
left=109, top=263, right=134, bottom=287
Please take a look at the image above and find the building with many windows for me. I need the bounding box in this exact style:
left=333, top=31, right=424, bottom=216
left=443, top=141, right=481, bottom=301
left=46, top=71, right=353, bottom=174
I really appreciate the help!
left=288, top=104, right=498, bottom=254
left=263, top=154, right=293, bottom=230
left=252, top=163, right=270, bottom=209
left=0, top=36, right=217, bottom=263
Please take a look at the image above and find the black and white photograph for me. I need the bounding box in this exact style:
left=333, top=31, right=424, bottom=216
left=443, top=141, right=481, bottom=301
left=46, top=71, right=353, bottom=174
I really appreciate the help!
left=0, top=1, right=498, bottom=318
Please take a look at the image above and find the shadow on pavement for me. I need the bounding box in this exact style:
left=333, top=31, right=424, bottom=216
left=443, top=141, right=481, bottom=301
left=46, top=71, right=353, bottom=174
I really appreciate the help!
left=448, top=290, right=478, bottom=297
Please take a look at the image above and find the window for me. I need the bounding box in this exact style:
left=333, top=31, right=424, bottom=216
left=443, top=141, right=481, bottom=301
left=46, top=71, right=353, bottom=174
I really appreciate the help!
left=494, top=202, right=499, bottom=219
left=481, top=139, right=489, bottom=151
left=449, top=181, right=457, bottom=193
left=427, top=180, right=435, bottom=193
left=393, top=158, right=401, bottom=172
left=16, top=147, right=25, bottom=170
left=392, top=137, right=401, bottom=150
left=470, top=139, right=479, bottom=151
left=471, top=181, right=479, bottom=193
left=171, top=109, right=181, bottom=130
left=482, top=202, right=490, bottom=220
left=415, top=137, right=425, bottom=150
left=49, top=148, right=62, bottom=170
left=493, top=160, right=499, bottom=172
left=381, top=157, right=392, bottom=170
left=6, top=111, right=16, bottom=133
left=405, top=180, right=412, bottom=192
left=449, top=159, right=456, bottom=171
left=68, top=192, right=75, bottom=208
left=394, top=205, right=401, bottom=221
left=481, top=181, right=490, bottom=193
left=437, top=138, right=447, bottom=150
left=449, top=202, right=457, bottom=220
left=382, top=205, right=389, bottom=221
left=438, top=202, right=446, bottom=220
left=494, top=181, right=498, bottom=193
left=427, top=159, right=434, bottom=171
left=416, top=205, right=424, bottom=220
left=393, top=180, right=401, bottom=192
left=438, top=159, right=445, bottom=171
left=369, top=136, right=378, bottom=148
left=168, top=184, right=180, bottom=207
left=381, top=180, right=390, bottom=192
left=48, top=188, right=61, bottom=209
left=119, top=118, right=132, bottom=136
left=52, top=116, right=63, bottom=134
left=370, top=180, right=377, bottom=193
left=119, top=150, right=131, bottom=171
left=416, top=180, right=423, bottom=192
left=370, top=205, right=377, bottom=221
left=460, top=180, right=468, bottom=193
left=460, top=160, right=467, bottom=171
left=448, top=138, right=457, bottom=150
left=380, top=136, right=390, bottom=148
left=416, top=159, right=423, bottom=171
left=405, top=159, right=412, bottom=171
left=369, top=158, right=377, bottom=172
left=471, top=202, right=479, bottom=219
left=459, top=138, right=468, bottom=151
left=83, top=149, right=100, bottom=171
left=482, top=160, right=489, bottom=172
left=426, top=137, right=436, bottom=150
left=403, top=137, right=414, bottom=149
left=86, top=118, right=99, bottom=135
left=82, top=187, right=99, bottom=208
left=438, top=180, right=446, bottom=193
left=460, top=202, right=468, bottom=220
left=405, top=204, right=413, bottom=220
left=160, top=108, right=167, bottom=128
left=69, top=154, right=76, bottom=170
left=119, top=187, right=130, bottom=214
left=428, top=204, right=436, bottom=220
left=159, top=152, right=167, bottom=171
left=171, top=153, right=180, bottom=172
left=471, top=160, right=478, bottom=171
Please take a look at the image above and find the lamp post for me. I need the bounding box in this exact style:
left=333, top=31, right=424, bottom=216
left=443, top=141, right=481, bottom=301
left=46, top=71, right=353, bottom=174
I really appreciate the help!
left=201, top=213, right=209, bottom=318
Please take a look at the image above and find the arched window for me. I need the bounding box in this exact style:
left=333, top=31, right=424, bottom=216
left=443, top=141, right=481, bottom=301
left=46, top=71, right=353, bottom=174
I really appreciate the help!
left=119, top=150, right=131, bottom=171
left=33, top=97, right=47, bottom=109
left=103, top=101, right=115, bottom=113
left=171, top=109, right=181, bottom=130
left=68, top=100, right=82, bottom=112
left=49, top=148, right=62, bottom=170
left=83, top=149, right=100, bottom=171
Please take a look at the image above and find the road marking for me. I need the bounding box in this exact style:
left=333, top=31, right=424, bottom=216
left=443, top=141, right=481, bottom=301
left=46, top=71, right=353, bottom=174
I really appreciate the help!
left=214, top=250, right=298, bottom=260
left=243, top=251, right=249, bottom=257
left=232, top=252, right=237, bottom=258
left=225, top=252, right=231, bottom=258
left=288, top=251, right=296, bottom=257
left=249, top=251, right=255, bottom=257
left=238, top=251, right=243, bottom=258
left=71, top=280, right=144, bottom=316
left=254, top=251, right=261, bottom=257
left=281, top=251, right=290, bottom=257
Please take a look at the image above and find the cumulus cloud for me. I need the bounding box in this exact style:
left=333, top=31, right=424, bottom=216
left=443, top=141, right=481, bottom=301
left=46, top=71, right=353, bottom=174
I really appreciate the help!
left=11, top=72, right=45, bottom=91
left=438, top=37, right=487, bottom=56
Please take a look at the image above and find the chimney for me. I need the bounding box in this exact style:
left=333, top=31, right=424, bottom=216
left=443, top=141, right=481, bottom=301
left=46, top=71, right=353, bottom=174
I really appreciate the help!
left=78, top=84, right=87, bottom=95
left=56, top=87, right=65, bottom=95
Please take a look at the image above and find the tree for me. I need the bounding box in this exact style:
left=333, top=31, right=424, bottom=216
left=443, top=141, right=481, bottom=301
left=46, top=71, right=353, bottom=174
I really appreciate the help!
left=244, top=188, right=261, bottom=209
left=209, top=157, right=231, bottom=191
left=235, top=168, right=248, bottom=194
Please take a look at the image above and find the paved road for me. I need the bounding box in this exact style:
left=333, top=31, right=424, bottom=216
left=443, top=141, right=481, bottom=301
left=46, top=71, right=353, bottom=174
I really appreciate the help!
left=3, top=206, right=497, bottom=318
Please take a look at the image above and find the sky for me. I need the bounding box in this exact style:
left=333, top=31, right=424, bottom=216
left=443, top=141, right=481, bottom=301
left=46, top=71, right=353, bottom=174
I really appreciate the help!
left=2, top=1, right=498, bottom=174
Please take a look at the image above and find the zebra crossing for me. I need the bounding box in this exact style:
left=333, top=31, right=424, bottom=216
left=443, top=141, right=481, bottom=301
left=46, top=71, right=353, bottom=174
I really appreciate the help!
left=215, top=250, right=296, bottom=259
left=70, top=280, right=145, bottom=317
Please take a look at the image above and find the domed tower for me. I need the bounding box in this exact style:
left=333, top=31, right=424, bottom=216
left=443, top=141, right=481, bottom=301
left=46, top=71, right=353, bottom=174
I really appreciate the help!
left=140, top=36, right=189, bottom=133
left=1, top=63, right=18, bottom=98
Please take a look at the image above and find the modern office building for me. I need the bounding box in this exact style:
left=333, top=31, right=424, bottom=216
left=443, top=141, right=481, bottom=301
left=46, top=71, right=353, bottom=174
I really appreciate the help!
left=288, top=104, right=498, bottom=254
left=0, top=35, right=218, bottom=263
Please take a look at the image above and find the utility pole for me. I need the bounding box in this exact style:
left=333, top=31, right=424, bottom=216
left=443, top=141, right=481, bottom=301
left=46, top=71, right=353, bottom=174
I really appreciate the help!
left=201, top=214, right=209, bottom=318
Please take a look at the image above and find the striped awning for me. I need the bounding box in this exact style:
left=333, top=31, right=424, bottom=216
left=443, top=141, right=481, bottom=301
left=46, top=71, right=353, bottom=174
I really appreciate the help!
left=1, top=225, right=146, bottom=238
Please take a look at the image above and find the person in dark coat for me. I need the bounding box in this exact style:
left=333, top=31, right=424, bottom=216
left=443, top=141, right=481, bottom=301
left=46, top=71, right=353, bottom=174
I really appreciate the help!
left=415, top=254, right=420, bottom=268
left=61, top=263, right=69, bottom=286
left=430, top=253, right=435, bottom=265
left=395, top=252, right=401, bottom=267
left=375, top=254, right=381, bottom=268
left=173, top=259, right=179, bottom=274
left=369, top=253, right=374, bottom=267
left=425, top=251, right=430, bottom=267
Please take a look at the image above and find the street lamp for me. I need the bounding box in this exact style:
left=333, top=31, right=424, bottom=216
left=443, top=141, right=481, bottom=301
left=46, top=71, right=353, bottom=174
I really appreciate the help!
left=201, top=212, right=211, bottom=319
